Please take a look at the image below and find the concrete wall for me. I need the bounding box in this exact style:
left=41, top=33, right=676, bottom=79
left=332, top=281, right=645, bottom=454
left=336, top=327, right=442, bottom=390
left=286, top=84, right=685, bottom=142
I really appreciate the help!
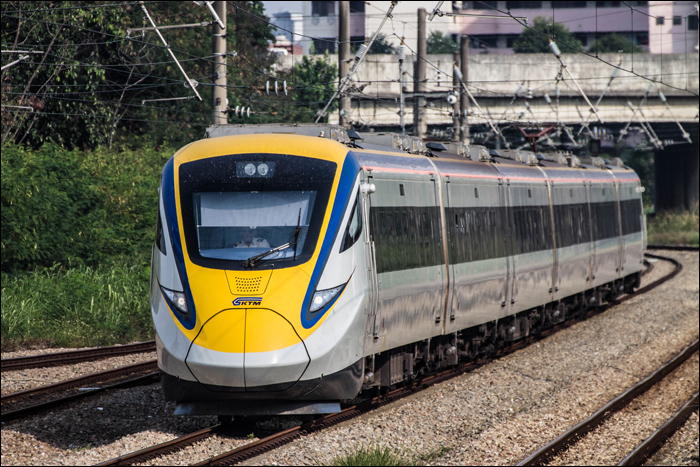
left=275, top=52, right=699, bottom=125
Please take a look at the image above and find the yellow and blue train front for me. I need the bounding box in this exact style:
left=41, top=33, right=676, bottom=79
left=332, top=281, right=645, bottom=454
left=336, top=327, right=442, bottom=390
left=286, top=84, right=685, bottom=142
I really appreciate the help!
left=149, top=135, right=367, bottom=409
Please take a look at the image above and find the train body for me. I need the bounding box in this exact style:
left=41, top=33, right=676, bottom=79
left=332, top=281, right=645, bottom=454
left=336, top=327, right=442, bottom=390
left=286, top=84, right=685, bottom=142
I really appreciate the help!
left=150, top=125, right=645, bottom=415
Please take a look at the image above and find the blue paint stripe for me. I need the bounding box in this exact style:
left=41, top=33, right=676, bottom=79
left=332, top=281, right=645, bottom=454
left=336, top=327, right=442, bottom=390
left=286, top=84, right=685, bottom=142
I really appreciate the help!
left=301, top=154, right=361, bottom=329
left=162, top=158, right=197, bottom=330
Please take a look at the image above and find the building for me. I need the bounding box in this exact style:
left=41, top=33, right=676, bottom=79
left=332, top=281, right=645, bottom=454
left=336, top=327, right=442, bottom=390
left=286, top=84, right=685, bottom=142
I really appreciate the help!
left=270, top=11, right=304, bottom=44
left=457, top=1, right=698, bottom=54
left=300, top=1, right=366, bottom=54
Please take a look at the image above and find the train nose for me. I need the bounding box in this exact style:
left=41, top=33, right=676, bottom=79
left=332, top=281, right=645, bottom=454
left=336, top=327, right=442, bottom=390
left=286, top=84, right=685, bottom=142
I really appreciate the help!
left=184, top=308, right=309, bottom=391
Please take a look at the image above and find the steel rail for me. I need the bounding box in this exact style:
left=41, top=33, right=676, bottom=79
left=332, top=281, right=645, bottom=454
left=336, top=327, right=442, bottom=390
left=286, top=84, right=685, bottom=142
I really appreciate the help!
left=1, top=340, right=156, bottom=372
left=517, top=338, right=699, bottom=466
left=98, top=253, right=681, bottom=466
left=1, top=372, right=159, bottom=423
left=1, top=359, right=158, bottom=422
left=646, top=245, right=699, bottom=252
left=618, top=391, right=699, bottom=466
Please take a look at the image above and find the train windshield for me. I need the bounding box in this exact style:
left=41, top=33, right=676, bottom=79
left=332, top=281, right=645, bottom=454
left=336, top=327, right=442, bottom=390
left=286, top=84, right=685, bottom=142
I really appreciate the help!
left=193, top=191, right=317, bottom=261
left=178, top=153, right=336, bottom=270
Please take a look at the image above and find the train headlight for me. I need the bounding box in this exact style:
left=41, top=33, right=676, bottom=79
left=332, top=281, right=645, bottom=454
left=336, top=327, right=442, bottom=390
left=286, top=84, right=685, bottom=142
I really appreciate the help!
left=310, top=284, right=344, bottom=312
left=160, top=285, right=189, bottom=315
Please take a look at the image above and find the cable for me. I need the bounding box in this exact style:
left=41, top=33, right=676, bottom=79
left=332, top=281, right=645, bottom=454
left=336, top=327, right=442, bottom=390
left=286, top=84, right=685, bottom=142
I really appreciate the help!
left=473, top=1, right=698, bottom=96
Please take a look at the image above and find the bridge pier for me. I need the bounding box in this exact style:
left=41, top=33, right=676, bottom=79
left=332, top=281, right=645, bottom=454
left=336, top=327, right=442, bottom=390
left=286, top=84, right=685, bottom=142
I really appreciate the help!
left=655, top=138, right=699, bottom=211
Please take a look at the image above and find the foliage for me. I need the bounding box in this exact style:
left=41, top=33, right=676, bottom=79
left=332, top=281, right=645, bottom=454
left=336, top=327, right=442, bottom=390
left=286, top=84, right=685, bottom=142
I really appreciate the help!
left=279, top=54, right=337, bottom=123
left=1, top=261, right=152, bottom=349
left=1, top=142, right=169, bottom=272
left=512, top=17, right=583, bottom=54
left=1, top=1, right=276, bottom=150
left=647, top=207, right=699, bottom=246
left=588, top=33, right=643, bottom=54
left=427, top=31, right=458, bottom=55
left=619, top=146, right=654, bottom=207
left=327, top=445, right=451, bottom=466
left=353, top=36, right=397, bottom=55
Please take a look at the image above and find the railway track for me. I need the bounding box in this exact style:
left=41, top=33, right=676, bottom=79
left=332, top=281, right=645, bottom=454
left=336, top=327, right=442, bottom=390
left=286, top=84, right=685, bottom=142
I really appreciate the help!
left=1, top=359, right=158, bottom=422
left=517, top=338, right=699, bottom=466
left=1, top=340, right=155, bottom=372
left=99, top=252, right=688, bottom=467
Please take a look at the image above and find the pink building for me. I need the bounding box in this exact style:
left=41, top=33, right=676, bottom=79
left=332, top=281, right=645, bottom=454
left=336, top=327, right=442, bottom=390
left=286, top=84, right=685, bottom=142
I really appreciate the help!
left=456, top=1, right=698, bottom=54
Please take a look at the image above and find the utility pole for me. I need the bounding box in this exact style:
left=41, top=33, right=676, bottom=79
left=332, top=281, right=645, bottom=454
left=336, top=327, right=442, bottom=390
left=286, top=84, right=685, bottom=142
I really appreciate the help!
left=452, top=51, right=460, bottom=140
left=414, top=8, right=427, bottom=138
left=399, top=41, right=406, bottom=134
left=338, top=1, right=351, bottom=127
left=459, top=35, right=469, bottom=143
left=212, top=1, right=227, bottom=125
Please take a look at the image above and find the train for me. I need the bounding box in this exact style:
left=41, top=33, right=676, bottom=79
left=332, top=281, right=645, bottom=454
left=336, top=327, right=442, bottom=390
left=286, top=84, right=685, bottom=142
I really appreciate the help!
left=149, top=124, right=645, bottom=416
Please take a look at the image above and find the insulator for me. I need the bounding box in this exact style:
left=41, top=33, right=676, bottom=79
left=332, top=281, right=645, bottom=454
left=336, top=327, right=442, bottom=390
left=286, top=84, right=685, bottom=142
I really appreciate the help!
left=275, top=80, right=279, bottom=96
left=544, top=94, right=552, bottom=104
left=398, top=45, right=406, bottom=61
left=283, top=80, right=288, bottom=96
left=515, top=85, right=524, bottom=97
left=627, top=101, right=635, bottom=111
left=266, top=81, right=270, bottom=96
left=554, top=85, right=560, bottom=99
left=611, top=67, right=619, bottom=79
left=356, top=43, right=368, bottom=60
left=548, top=40, right=561, bottom=58
left=646, top=82, right=655, bottom=94
left=526, top=88, right=533, bottom=99
left=658, top=90, right=667, bottom=102
left=235, top=105, right=240, bottom=116
left=453, top=66, right=463, bottom=81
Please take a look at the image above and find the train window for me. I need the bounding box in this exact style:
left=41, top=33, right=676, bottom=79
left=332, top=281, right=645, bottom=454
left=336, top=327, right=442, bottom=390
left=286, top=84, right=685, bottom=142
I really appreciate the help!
left=570, top=189, right=573, bottom=198
left=528, top=189, right=532, bottom=198
left=340, top=192, right=363, bottom=253
left=399, top=184, right=405, bottom=196
left=155, top=206, right=167, bottom=255
left=474, top=187, right=479, bottom=198
left=602, top=188, right=605, bottom=196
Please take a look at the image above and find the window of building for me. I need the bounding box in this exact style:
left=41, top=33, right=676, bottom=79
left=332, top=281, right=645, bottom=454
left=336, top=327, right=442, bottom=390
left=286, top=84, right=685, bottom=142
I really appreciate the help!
left=312, top=1, right=335, bottom=17
left=573, top=33, right=588, bottom=46
left=506, top=1, right=542, bottom=8
left=312, top=38, right=336, bottom=54
left=689, top=15, right=698, bottom=31
left=596, top=1, right=621, bottom=7
left=349, top=1, right=365, bottom=13
left=472, top=1, right=498, bottom=9
left=673, top=16, right=682, bottom=25
left=471, top=36, right=500, bottom=48
left=656, top=16, right=664, bottom=26
left=506, top=36, right=518, bottom=48
left=552, top=1, right=587, bottom=8
left=636, top=32, right=649, bottom=45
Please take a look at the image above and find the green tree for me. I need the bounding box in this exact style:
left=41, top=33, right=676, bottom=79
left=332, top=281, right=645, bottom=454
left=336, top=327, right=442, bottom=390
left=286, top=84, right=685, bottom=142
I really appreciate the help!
left=512, top=16, right=583, bottom=54
left=588, top=33, right=643, bottom=54
left=353, top=36, right=397, bottom=55
left=280, top=54, right=337, bottom=123
left=427, top=31, right=458, bottom=54
left=1, top=1, right=276, bottom=150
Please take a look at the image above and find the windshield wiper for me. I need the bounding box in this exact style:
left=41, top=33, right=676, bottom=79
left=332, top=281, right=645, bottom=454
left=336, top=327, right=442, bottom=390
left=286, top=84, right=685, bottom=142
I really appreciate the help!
left=243, top=209, right=303, bottom=269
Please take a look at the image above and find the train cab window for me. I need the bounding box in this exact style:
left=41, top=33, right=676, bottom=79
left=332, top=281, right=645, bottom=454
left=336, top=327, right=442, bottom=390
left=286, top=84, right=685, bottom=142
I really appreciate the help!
left=602, top=188, right=605, bottom=196
left=340, top=193, right=363, bottom=253
left=474, top=187, right=479, bottom=198
left=155, top=206, right=167, bottom=254
left=528, top=189, right=532, bottom=198
left=399, top=184, right=405, bottom=196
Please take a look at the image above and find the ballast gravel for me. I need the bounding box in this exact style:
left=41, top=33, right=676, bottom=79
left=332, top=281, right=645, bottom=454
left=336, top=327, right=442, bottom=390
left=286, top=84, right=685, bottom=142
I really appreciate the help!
left=1, top=352, right=157, bottom=396
left=0, top=251, right=697, bottom=466
left=645, top=411, right=700, bottom=466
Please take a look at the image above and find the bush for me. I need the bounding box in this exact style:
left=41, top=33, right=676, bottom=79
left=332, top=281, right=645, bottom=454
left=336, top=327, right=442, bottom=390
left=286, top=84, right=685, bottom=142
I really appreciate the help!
left=1, top=143, right=171, bottom=272
left=1, top=261, right=152, bottom=349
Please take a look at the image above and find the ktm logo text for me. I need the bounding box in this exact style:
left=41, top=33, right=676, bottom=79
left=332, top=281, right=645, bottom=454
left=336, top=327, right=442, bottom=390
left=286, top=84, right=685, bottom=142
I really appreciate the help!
left=232, top=297, right=263, bottom=306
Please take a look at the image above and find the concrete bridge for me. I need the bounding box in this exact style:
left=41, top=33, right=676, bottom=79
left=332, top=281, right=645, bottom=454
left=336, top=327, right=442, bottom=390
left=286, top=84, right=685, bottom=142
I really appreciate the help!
left=275, top=52, right=699, bottom=210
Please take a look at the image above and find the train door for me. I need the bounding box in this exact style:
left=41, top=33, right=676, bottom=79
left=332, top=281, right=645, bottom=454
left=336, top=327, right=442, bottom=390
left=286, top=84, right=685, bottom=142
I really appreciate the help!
left=362, top=172, right=380, bottom=343
left=614, top=178, right=624, bottom=278
left=431, top=175, right=447, bottom=326
left=586, top=180, right=597, bottom=285
left=443, top=177, right=456, bottom=323
left=500, top=179, right=515, bottom=313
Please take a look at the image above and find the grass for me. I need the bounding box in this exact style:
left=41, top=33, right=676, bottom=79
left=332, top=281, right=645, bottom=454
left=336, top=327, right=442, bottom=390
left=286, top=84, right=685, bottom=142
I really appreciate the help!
left=1, top=260, right=152, bottom=351
left=327, top=445, right=451, bottom=466
left=647, top=206, right=699, bottom=246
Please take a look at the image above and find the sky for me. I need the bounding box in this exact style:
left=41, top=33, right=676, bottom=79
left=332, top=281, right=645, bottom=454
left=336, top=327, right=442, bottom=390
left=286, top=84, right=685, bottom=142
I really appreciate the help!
left=262, top=1, right=302, bottom=15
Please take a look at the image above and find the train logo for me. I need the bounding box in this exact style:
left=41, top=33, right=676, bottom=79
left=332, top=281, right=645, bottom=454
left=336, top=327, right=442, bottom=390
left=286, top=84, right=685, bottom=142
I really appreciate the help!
left=232, top=297, right=263, bottom=306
